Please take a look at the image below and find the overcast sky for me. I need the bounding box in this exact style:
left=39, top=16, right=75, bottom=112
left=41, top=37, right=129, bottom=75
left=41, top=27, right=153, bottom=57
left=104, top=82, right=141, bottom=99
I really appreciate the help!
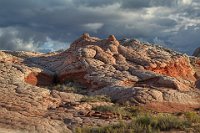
left=0, top=0, right=200, bottom=54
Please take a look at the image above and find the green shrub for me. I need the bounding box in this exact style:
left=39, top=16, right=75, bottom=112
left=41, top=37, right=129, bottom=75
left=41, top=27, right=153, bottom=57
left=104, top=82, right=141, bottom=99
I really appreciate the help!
left=155, top=114, right=189, bottom=131
left=133, top=113, right=190, bottom=132
left=133, top=114, right=158, bottom=133
left=135, top=114, right=154, bottom=126
left=125, top=106, right=146, bottom=117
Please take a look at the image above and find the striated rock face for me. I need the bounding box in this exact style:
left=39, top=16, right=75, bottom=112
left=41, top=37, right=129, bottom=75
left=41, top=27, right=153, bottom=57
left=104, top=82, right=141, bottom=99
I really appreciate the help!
left=0, top=34, right=200, bottom=132
left=146, top=56, right=195, bottom=81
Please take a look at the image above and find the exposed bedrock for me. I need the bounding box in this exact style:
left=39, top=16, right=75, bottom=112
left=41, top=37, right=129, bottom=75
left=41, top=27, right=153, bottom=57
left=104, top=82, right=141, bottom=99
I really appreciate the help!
left=1, top=34, right=200, bottom=132
left=19, top=33, right=200, bottom=110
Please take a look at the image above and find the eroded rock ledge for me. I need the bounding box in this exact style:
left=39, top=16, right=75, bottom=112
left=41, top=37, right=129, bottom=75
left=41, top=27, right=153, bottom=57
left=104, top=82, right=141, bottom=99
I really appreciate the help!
left=0, top=34, right=200, bottom=132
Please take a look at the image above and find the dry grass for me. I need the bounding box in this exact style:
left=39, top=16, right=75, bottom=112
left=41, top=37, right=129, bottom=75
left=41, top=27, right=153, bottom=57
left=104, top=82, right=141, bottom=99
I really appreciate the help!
left=80, top=95, right=111, bottom=103
left=75, top=106, right=200, bottom=133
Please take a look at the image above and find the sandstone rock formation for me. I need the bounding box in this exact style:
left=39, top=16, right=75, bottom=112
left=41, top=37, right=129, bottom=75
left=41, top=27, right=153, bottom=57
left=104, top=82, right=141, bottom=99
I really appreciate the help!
left=0, top=34, right=200, bottom=132
left=42, top=34, right=200, bottom=109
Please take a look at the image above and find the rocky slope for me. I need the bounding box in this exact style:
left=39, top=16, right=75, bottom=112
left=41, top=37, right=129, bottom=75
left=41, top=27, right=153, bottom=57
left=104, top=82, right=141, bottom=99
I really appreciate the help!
left=0, top=33, right=200, bottom=132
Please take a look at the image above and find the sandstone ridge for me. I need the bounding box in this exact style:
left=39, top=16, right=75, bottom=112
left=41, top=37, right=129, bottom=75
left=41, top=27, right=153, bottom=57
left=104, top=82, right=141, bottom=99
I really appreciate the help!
left=0, top=34, right=200, bottom=132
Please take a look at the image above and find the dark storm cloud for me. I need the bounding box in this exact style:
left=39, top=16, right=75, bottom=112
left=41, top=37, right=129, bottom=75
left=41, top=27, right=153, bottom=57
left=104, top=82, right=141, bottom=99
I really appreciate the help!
left=120, top=0, right=151, bottom=9
left=0, top=0, right=199, bottom=54
left=73, top=0, right=118, bottom=7
left=120, top=0, right=178, bottom=9
left=169, top=25, right=200, bottom=54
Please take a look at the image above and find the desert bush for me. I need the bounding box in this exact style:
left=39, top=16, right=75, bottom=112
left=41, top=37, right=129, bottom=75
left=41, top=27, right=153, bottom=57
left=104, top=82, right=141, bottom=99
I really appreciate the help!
left=154, top=114, right=190, bottom=130
left=47, top=81, right=87, bottom=94
left=132, top=114, right=158, bottom=133
left=75, top=113, right=192, bottom=133
left=125, top=106, right=146, bottom=117
left=185, top=111, right=200, bottom=123
left=133, top=113, right=190, bottom=131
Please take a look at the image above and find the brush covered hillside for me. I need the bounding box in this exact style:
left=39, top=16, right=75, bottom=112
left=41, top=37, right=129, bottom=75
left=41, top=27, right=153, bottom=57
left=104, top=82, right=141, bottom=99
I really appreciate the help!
left=0, top=33, right=200, bottom=133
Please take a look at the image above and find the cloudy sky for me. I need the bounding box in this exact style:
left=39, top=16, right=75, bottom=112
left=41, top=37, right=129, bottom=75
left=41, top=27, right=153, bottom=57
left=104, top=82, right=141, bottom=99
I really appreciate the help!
left=0, top=0, right=200, bottom=54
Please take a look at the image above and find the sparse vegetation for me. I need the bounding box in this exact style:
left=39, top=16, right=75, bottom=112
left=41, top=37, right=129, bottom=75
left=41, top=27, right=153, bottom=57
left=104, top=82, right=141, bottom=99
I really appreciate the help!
left=80, top=95, right=111, bottom=103
left=185, top=111, right=200, bottom=123
left=47, top=81, right=87, bottom=94
left=125, top=106, right=147, bottom=116
left=44, top=80, right=200, bottom=133
left=92, top=105, right=115, bottom=113
left=92, top=105, right=129, bottom=117
left=75, top=107, right=200, bottom=133
left=135, top=114, right=190, bottom=131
